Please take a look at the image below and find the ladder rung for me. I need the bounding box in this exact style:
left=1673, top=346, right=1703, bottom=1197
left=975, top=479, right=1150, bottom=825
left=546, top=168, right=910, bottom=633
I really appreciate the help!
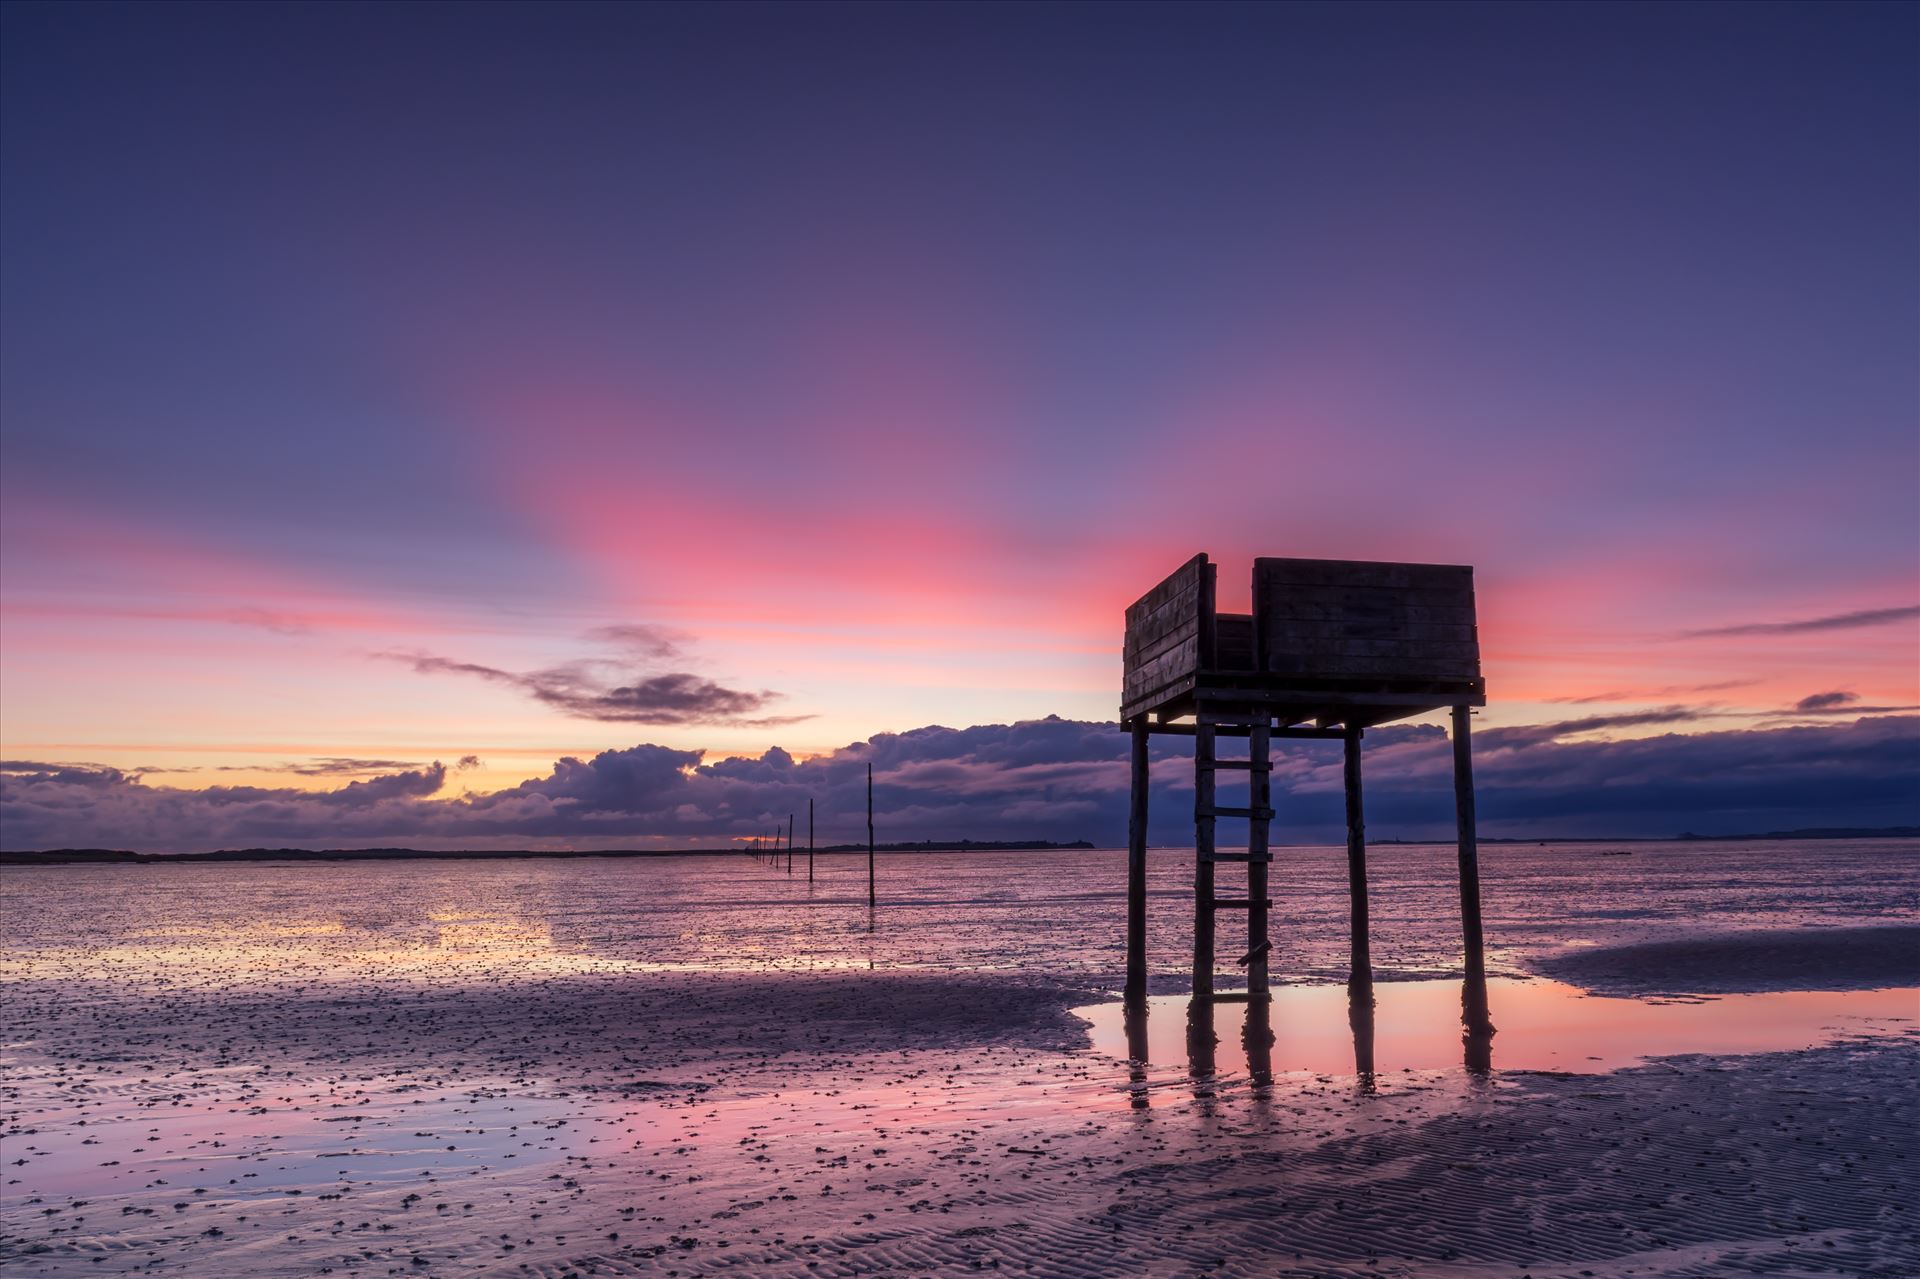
left=1209, top=897, right=1273, bottom=910
left=1199, top=760, right=1269, bottom=772
left=1202, top=852, right=1271, bottom=863
left=1198, top=806, right=1274, bottom=820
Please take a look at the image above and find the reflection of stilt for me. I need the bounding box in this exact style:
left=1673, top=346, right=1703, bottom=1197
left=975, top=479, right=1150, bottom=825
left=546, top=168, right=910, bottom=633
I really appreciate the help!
left=1185, top=996, right=1216, bottom=1096
left=1464, top=997, right=1494, bottom=1075
left=1348, top=981, right=1377, bottom=1089
left=1241, top=994, right=1273, bottom=1090
left=1123, top=996, right=1151, bottom=1110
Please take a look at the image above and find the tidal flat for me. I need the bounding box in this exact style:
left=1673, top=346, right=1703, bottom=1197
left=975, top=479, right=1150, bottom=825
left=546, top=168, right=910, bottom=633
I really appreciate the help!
left=2, top=841, right=1915, bottom=1278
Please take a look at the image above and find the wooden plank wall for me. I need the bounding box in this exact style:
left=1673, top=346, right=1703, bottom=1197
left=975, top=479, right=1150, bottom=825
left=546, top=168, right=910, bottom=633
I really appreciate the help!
left=1252, top=558, right=1479, bottom=682
left=1123, top=554, right=1214, bottom=711
left=1214, top=614, right=1255, bottom=672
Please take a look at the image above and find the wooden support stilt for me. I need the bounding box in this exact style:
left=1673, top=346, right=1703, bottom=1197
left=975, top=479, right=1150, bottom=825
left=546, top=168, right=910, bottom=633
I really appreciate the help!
left=866, top=763, right=876, bottom=909
left=1191, top=724, right=1216, bottom=1000
left=807, top=797, right=815, bottom=883
left=1245, top=720, right=1271, bottom=997
left=786, top=813, right=794, bottom=873
left=1451, top=704, right=1493, bottom=1036
left=1343, top=725, right=1372, bottom=996
left=1126, top=718, right=1149, bottom=1001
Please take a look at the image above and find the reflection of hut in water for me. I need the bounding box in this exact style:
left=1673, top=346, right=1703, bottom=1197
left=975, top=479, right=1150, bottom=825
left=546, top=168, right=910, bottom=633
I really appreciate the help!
left=1121, top=553, right=1492, bottom=1036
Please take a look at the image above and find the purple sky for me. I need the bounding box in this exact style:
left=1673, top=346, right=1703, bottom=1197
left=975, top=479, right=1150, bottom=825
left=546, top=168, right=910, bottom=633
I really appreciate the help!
left=2, top=2, right=1915, bottom=848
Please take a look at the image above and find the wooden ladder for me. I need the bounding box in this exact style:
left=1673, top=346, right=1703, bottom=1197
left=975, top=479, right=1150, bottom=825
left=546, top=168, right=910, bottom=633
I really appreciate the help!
left=1192, top=714, right=1273, bottom=1000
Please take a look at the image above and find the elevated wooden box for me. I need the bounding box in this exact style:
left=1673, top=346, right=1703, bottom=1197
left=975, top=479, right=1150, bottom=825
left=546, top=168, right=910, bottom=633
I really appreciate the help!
left=1120, top=553, right=1485, bottom=726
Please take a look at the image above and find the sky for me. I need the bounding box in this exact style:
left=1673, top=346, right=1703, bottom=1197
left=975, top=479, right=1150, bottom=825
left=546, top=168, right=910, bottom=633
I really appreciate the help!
left=2, top=2, right=1916, bottom=850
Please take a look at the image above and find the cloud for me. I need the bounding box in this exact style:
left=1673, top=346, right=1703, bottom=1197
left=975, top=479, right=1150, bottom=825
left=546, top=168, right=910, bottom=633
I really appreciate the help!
left=1683, top=604, right=1920, bottom=639
left=388, top=652, right=807, bottom=727
left=1548, top=679, right=1757, bottom=705
left=1, top=760, right=129, bottom=786
left=219, top=607, right=313, bottom=635
left=584, top=624, right=684, bottom=661
left=3, top=715, right=1916, bottom=853
left=219, top=757, right=422, bottom=777
left=1734, top=693, right=1920, bottom=722
left=1475, top=707, right=1705, bottom=750
left=1, top=759, right=451, bottom=851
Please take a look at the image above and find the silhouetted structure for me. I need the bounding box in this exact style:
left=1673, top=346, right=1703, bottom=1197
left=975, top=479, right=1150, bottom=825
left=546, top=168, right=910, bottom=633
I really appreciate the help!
left=1121, top=553, right=1492, bottom=1039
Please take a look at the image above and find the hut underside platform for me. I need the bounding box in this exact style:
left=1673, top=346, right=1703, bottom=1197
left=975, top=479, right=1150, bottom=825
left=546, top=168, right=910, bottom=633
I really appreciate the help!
left=1121, top=672, right=1485, bottom=731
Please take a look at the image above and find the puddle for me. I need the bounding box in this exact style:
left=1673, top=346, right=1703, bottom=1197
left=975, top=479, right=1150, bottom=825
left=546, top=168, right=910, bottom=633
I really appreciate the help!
left=1075, top=977, right=1919, bottom=1077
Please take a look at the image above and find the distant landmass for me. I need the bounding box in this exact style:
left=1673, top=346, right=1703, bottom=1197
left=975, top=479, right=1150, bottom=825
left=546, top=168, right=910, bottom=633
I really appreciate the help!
left=1378, top=826, right=1920, bottom=845
left=5, top=829, right=1916, bottom=867
left=1673, top=826, right=1920, bottom=841
left=0, top=839, right=1098, bottom=866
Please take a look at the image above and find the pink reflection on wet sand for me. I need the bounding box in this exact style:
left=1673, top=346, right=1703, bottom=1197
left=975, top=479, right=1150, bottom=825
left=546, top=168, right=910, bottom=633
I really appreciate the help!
left=1079, top=978, right=1918, bottom=1076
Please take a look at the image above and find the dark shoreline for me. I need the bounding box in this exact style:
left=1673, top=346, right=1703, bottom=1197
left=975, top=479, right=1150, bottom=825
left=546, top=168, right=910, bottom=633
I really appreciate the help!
left=0, top=839, right=1098, bottom=866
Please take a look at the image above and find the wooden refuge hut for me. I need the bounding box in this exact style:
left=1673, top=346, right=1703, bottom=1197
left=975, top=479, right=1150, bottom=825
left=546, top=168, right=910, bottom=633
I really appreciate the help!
left=1120, top=554, right=1491, bottom=1031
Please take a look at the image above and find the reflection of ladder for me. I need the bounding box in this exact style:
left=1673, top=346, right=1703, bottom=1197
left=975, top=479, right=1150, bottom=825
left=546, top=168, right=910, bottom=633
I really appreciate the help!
left=1193, top=715, right=1272, bottom=999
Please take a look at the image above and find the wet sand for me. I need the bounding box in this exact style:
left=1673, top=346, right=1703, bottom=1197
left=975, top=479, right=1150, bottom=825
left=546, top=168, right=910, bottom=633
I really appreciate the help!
left=3, top=845, right=1916, bottom=1277
left=1533, top=923, right=1920, bottom=995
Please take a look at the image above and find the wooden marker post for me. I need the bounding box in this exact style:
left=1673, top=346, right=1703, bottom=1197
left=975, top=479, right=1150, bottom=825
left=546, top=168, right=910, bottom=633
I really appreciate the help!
left=866, top=763, right=876, bottom=908
left=786, top=813, right=794, bottom=873
left=808, top=797, right=815, bottom=882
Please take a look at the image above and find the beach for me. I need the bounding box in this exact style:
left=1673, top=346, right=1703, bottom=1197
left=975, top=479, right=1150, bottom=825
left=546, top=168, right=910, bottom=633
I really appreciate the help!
left=2, top=840, right=1915, bottom=1277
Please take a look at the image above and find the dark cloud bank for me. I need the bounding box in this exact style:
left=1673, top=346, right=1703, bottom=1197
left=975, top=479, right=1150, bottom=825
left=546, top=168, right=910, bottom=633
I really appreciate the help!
left=4, top=714, right=1917, bottom=854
